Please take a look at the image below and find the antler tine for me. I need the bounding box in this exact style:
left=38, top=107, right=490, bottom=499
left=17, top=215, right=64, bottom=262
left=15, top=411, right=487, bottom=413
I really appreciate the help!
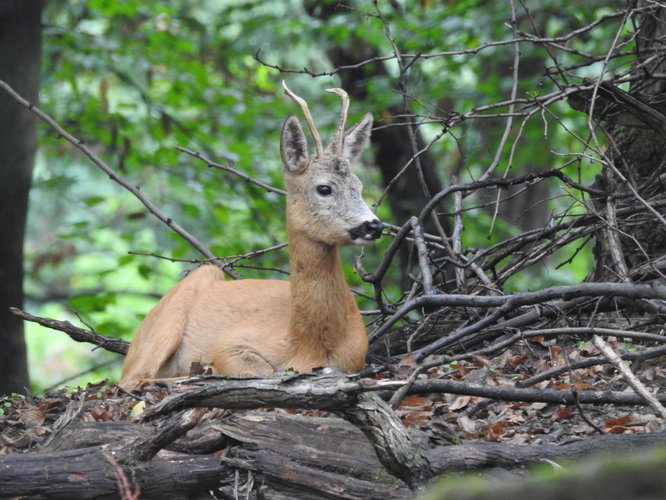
left=282, top=81, right=324, bottom=158
left=326, top=87, right=349, bottom=154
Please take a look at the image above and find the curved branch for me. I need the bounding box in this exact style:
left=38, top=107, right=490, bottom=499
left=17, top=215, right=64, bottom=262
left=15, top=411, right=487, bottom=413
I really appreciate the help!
left=10, top=307, right=128, bottom=355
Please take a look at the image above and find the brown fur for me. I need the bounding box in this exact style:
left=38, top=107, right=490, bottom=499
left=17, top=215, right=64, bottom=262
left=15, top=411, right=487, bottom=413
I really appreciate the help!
left=119, top=91, right=379, bottom=390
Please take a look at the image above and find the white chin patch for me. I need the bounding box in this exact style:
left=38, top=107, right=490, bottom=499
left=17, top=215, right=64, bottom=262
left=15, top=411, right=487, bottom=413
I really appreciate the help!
left=352, top=236, right=374, bottom=246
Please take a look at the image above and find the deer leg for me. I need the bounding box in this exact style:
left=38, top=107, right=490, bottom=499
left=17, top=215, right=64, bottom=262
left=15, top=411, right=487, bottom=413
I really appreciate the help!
left=213, top=345, right=280, bottom=376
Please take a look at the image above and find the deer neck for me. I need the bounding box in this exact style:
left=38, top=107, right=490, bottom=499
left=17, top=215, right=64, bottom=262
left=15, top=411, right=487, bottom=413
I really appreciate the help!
left=287, top=227, right=358, bottom=358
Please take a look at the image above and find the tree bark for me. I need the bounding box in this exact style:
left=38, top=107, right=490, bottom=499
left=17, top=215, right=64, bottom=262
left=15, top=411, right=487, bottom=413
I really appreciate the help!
left=0, top=0, right=42, bottom=395
left=0, top=411, right=409, bottom=499
left=3, top=403, right=666, bottom=498
left=590, top=3, right=666, bottom=282
left=0, top=440, right=229, bottom=499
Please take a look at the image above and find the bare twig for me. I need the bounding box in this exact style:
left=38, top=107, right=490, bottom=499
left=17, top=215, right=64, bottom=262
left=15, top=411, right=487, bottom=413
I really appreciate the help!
left=120, top=407, right=208, bottom=464
left=409, top=217, right=433, bottom=294
left=478, top=0, right=521, bottom=182
left=592, top=335, right=666, bottom=419
left=41, top=358, right=119, bottom=393
left=518, top=343, right=666, bottom=388
left=103, top=452, right=141, bottom=500
left=176, top=146, right=287, bottom=196
left=370, top=281, right=666, bottom=348
left=10, top=307, right=129, bottom=355
left=255, top=7, right=640, bottom=77
left=604, top=198, right=631, bottom=282
left=451, top=188, right=466, bottom=291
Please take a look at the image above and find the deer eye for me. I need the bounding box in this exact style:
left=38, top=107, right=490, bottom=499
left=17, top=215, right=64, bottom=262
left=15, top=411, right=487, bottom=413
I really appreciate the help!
left=316, top=185, right=333, bottom=196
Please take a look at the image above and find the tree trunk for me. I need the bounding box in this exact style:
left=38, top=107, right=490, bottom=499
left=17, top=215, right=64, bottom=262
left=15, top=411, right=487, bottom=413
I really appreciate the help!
left=590, top=3, right=666, bottom=282
left=0, top=0, right=42, bottom=395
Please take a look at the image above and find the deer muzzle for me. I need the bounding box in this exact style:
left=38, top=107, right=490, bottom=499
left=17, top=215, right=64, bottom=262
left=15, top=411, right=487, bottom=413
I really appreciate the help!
left=349, top=219, right=383, bottom=242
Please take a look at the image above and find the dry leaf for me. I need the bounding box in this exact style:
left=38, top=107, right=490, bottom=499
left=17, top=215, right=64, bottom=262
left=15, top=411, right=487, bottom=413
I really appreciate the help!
left=400, top=396, right=431, bottom=408
left=487, top=421, right=509, bottom=441
left=448, top=395, right=471, bottom=411
left=18, top=407, right=46, bottom=427
left=402, top=412, right=429, bottom=428
left=508, top=355, right=527, bottom=365
left=549, top=345, right=565, bottom=366
left=552, top=408, right=574, bottom=420
left=457, top=415, right=478, bottom=434
left=605, top=415, right=632, bottom=427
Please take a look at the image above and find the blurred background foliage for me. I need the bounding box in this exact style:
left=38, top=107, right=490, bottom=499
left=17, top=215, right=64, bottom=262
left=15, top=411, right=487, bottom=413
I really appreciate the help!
left=27, top=0, right=620, bottom=391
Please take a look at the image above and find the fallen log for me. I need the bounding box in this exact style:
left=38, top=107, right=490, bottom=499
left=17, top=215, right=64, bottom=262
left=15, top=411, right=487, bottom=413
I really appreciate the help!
left=0, top=439, right=227, bottom=499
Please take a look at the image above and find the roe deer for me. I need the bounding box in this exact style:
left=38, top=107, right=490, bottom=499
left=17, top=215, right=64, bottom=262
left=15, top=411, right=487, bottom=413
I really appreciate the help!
left=119, top=82, right=383, bottom=390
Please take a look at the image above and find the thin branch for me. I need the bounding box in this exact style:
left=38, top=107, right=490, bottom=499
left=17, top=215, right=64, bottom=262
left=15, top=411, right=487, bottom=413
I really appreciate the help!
left=176, top=146, right=287, bottom=196
left=369, top=281, right=666, bottom=350
left=592, top=335, right=666, bottom=419
left=254, top=7, right=642, bottom=77
left=119, top=408, right=208, bottom=465
left=478, top=0, right=521, bottom=182
left=518, top=343, right=666, bottom=388
left=409, top=217, right=433, bottom=294
left=10, top=307, right=129, bottom=355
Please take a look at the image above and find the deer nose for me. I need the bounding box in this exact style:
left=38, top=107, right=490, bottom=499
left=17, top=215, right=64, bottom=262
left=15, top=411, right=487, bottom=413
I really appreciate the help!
left=350, top=219, right=383, bottom=241
left=365, top=219, right=384, bottom=239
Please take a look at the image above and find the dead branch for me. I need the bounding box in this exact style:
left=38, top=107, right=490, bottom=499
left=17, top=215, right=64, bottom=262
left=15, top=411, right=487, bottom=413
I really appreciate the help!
left=139, top=373, right=431, bottom=486
left=0, top=440, right=229, bottom=499
left=9, top=307, right=128, bottom=355
left=255, top=6, right=640, bottom=77
left=405, top=377, right=666, bottom=406
left=118, top=407, right=208, bottom=464
left=517, top=343, right=666, bottom=388
left=137, top=372, right=666, bottom=487
left=592, top=335, right=666, bottom=419
left=370, top=281, right=666, bottom=349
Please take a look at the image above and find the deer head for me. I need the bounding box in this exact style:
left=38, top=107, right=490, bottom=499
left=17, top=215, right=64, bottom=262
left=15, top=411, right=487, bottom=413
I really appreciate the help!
left=280, top=82, right=383, bottom=246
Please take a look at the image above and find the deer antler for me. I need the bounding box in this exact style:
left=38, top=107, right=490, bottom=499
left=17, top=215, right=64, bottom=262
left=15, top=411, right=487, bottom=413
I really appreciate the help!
left=326, top=88, right=349, bottom=154
left=282, top=81, right=324, bottom=158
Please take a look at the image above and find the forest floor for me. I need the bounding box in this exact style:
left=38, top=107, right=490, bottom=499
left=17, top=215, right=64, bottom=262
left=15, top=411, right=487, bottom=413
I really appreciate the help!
left=2, top=334, right=664, bottom=454
left=1, top=332, right=665, bottom=498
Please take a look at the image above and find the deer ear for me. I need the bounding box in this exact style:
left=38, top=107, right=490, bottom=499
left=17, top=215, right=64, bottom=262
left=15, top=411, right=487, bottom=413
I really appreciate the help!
left=342, top=112, right=373, bottom=164
left=281, top=116, right=309, bottom=174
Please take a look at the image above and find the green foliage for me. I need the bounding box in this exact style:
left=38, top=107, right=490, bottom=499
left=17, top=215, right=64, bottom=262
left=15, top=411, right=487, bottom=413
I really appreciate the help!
left=28, top=0, right=623, bottom=390
left=32, top=0, right=358, bottom=390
